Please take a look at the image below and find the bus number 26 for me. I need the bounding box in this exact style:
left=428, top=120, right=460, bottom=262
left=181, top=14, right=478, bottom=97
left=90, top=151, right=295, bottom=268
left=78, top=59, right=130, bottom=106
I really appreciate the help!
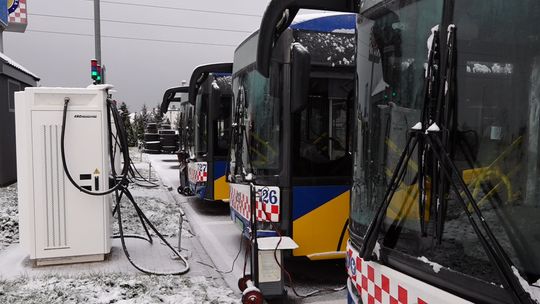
left=260, top=189, right=278, bottom=205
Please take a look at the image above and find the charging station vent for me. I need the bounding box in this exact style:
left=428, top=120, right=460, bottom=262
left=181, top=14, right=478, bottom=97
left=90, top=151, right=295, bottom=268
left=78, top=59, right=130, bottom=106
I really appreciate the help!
left=42, top=124, right=68, bottom=249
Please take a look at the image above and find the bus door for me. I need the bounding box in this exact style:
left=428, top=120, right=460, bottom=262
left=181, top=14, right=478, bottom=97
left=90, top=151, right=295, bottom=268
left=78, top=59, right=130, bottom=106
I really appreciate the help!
left=208, top=78, right=232, bottom=201
left=291, top=71, right=355, bottom=259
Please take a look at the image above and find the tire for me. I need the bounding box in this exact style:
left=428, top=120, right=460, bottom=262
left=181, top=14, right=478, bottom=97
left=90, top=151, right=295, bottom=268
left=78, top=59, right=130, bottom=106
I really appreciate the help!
left=144, top=133, right=159, bottom=141
left=161, top=146, right=178, bottom=154
left=144, top=141, right=161, bottom=151
left=159, top=130, right=176, bottom=135
left=160, top=136, right=178, bottom=146
left=145, top=123, right=158, bottom=133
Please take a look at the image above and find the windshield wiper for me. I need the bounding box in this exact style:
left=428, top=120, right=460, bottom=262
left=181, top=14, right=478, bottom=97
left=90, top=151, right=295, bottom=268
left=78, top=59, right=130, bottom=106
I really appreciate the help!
left=359, top=25, right=535, bottom=304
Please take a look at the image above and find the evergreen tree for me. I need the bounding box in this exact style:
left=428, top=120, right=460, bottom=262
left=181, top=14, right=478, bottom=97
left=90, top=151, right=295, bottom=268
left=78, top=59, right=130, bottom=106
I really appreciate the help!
left=118, top=102, right=137, bottom=147
left=134, top=104, right=148, bottom=142
left=154, top=102, right=164, bottom=126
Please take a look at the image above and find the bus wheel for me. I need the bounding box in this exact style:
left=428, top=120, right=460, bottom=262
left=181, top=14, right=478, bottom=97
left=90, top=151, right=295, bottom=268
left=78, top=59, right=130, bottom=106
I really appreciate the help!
left=242, top=290, right=263, bottom=304
left=238, top=275, right=252, bottom=292
left=183, top=187, right=193, bottom=196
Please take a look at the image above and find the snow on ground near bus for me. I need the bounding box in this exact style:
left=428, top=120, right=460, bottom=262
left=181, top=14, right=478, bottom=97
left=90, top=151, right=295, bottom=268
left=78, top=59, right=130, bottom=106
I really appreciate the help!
left=112, top=192, right=194, bottom=239
left=0, top=184, right=18, bottom=251
left=0, top=273, right=239, bottom=304
left=114, top=149, right=193, bottom=239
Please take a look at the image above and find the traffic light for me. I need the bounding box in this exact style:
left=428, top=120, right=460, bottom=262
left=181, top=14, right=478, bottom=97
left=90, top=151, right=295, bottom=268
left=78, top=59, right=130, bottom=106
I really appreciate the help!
left=91, top=59, right=102, bottom=84
left=96, top=65, right=102, bottom=83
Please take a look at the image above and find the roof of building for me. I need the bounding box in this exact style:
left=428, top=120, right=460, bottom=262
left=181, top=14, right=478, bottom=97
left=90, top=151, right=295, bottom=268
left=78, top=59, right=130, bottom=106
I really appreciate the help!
left=0, top=52, right=40, bottom=80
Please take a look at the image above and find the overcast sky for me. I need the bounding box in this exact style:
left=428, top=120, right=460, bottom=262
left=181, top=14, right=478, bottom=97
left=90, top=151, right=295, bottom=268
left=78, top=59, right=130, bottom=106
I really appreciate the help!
left=5, top=0, right=276, bottom=111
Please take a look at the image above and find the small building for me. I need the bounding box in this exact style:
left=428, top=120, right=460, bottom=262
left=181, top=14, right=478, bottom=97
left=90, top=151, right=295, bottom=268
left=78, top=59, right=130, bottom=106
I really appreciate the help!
left=0, top=52, right=39, bottom=187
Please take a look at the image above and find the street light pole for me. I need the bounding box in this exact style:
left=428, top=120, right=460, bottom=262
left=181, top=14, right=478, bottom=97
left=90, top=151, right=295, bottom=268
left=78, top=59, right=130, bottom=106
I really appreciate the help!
left=93, top=0, right=102, bottom=64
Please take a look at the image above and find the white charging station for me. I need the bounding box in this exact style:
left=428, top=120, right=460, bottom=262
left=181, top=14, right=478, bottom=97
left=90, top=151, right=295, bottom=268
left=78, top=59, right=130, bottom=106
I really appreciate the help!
left=15, top=85, right=113, bottom=266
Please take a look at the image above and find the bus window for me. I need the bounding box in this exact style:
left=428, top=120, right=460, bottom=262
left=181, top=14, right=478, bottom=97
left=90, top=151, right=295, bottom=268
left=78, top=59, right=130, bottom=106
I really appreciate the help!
left=293, top=77, right=353, bottom=178
left=246, top=66, right=281, bottom=174
left=187, top=104, right=195, bottom=158
left=437, top=0, right=540, bottom=283
left=229, top=65, right=281, bottom=178
left=214, top=96, right=231, bottom=157
left=194, top=92, right=208, bottom=156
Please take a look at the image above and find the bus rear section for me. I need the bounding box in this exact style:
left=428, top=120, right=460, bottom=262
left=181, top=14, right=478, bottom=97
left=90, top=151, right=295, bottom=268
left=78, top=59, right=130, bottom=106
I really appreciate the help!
left=187, top=63, right=232, bottom=202
left=159, top=86, right=193, bottom=196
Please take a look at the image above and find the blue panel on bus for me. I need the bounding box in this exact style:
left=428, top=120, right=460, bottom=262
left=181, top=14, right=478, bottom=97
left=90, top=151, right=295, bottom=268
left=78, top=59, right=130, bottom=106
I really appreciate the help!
left=292, top=185, right=350, bottom=220
left=213, top=72, right=232, bottom=78
left=214, top=160, right=227, bottom=179
left=291, top=14, right=356, bottom=33
left=195, top=185, right=207, bottom=199
left=0, top=0, right=7, bottom=29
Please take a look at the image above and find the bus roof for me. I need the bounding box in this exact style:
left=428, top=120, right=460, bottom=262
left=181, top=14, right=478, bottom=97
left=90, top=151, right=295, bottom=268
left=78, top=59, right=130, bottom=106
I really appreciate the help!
left=234, top=13, right=356, bottom=74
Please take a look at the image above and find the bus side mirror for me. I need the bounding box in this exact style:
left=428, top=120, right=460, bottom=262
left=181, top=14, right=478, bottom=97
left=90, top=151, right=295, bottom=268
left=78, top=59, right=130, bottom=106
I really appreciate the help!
left=210, top=84, right=223, bottom=121
left=290, top=43, right=311, bottom=113
left=161, top=86, right=188, bottom=115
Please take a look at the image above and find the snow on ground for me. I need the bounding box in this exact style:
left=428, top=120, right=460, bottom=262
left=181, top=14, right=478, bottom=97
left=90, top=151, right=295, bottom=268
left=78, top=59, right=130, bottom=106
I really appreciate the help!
left=0, top=183, right=18, bottom=251
left=0, top=273, right=239, bottom=304
left=113, top=191, right=192, bottom=239
left=114, top=149, right=193, bottom=239
left=0, top=148, right=241, bottom=304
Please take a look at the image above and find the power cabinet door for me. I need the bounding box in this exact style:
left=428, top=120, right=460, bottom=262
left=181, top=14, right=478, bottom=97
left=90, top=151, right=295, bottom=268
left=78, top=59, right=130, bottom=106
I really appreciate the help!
left=31, top=110, right=109, bottom=259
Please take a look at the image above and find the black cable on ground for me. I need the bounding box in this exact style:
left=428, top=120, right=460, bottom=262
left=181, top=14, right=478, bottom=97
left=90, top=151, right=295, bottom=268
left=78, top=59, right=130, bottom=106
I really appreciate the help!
left=60, top=94, right=190, bottom=276
left=128, top=158, right=160, bottom=188
left=108, top=131, right=160, bottom=189
left=115, top=185, right=189, bottom=275
left=196, top=231, right=245, bottom=275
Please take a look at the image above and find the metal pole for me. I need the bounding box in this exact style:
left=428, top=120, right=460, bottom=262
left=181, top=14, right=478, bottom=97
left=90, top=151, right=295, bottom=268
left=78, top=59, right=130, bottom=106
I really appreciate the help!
left=93, top=0, right=102, bottom=64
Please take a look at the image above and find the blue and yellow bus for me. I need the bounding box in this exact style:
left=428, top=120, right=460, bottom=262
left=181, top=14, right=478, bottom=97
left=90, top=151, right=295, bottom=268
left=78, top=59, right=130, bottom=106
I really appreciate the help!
left=186, top=63, right=233, bottom=202
left=258, top=0, right=540, bottom=304
left=228, top=13, right=356, bottom=260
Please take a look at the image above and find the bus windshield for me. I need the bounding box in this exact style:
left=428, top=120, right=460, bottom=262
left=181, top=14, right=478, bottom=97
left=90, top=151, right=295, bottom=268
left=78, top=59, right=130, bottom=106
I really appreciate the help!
left=351, top=0, right=540, bottom=287
left=230, top=65, right=281, bottom=178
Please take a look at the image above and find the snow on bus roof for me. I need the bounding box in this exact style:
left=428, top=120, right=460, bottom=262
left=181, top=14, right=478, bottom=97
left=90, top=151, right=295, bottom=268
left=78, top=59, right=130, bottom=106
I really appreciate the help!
left=291, top=12, right=356, bottom=33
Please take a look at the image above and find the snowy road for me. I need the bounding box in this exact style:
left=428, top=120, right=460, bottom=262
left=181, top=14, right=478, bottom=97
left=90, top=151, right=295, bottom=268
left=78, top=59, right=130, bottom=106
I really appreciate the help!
left=145, top=153, right=347, bottom=304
